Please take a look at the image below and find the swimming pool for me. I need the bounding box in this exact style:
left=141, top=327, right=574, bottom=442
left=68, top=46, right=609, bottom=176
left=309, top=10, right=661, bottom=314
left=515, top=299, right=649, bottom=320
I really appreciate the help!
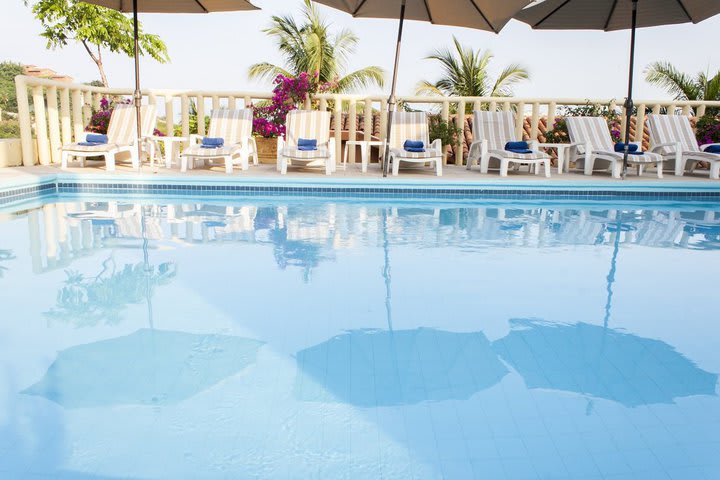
left=1, top=195, right=719, bottom=479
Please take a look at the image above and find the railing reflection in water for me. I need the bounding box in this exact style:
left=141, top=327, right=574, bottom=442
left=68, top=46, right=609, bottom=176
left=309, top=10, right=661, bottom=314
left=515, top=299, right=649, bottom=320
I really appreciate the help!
left=21, top=200, right=720, bottom=275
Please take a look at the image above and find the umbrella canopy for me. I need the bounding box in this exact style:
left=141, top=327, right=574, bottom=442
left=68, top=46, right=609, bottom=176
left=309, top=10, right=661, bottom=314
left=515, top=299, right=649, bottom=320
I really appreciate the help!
left=81, top=0, right=258, bottom=169
left=515, top=0, right=719, bottom=30
left=492, top=319, right=718, bottom=407
left=312, top=0, right=533, bottom=176
left=85, top=0, right=258, bottom=12
left=515, top=0, right=720, bottom=178
left=23, top=329, right=264, bottom=408
left=295, top=328, right=508, bottom=406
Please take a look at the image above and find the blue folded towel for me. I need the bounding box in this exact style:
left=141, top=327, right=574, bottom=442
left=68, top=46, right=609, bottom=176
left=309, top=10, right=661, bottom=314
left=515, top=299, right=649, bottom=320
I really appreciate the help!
left=614, top=142, right=638, bottom=153
left=404, top=140, right=424, bottom=149
left=86, top=133, right=108, bottom=144
left=404, top=147, right=426, bottom=153
left=505, top=141, right=529, bottom=151
left=705, top=145, right=720, bottom=154
left=202, top=137, right=224, bottom=147
left=298, top=138, right=318, bottom=151
left=507, top=149, right=533, bottom=154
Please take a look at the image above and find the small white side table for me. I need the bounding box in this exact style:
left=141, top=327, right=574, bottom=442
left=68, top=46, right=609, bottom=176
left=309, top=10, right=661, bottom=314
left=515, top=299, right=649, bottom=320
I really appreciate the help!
left=343, top=140, right=385, bottom=173
left=151, top=136, right=186, bottom=169
left=537, top=142, right=574, bottom=174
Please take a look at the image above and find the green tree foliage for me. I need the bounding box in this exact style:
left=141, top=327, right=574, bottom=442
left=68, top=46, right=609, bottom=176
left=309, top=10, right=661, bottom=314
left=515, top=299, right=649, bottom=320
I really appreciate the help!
left=248, top=0, right=384, bottom=93
left=25, top=0, right=170, bottom=87
left=0, top=61, right=24, bottom=112
left=416, top=37, right=529, bottom=111
left=645, top=62, right=720, bottom=102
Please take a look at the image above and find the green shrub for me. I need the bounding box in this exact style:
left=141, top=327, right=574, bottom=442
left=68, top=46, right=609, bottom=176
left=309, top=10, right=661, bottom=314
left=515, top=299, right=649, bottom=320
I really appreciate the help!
left=429, top=116, right=463, bottom=147
left=0, top=119, right=20, bottom=139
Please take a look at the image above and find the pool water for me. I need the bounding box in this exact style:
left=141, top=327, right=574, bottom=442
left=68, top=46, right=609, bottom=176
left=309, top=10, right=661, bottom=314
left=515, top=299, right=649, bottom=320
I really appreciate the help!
left=0, top=196, right=719, bottom=479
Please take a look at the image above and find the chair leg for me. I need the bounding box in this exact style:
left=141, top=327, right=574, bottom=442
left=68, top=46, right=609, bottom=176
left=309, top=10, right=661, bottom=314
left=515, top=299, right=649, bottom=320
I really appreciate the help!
left=583, top=152, right=594, bottom=176
left=500, top=159, right=509, bottom=177
left=611, top=161, right=621, bottom=179
left=480, top=153, right=490, bottom=174
left=656, top=161, right=663, bottom=179
left=392, top=157, right=400, bottom=176
left=436, top=158, right=442, bottom=177
left=225, top=156, right=233, bottom=174
left=61, top=151, right=70, bottom=170
left=281, top=157, right=288, bottom=175
left=105, top=154, right=116, bottom=172
left=710, top=161, right=720, bottom=180
left=544, top=160, right=550, bottom=178
left=181, top=156, right=188, bottom=173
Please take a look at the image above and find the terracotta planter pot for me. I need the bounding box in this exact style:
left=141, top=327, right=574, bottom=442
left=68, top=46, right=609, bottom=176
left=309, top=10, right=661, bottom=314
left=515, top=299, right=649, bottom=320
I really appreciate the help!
left=255, top=136, right=278, bottom=164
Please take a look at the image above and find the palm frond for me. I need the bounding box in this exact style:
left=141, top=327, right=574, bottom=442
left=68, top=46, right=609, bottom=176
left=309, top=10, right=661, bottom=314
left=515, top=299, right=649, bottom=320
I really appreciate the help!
left=335, top=67, right=385, bottom=92
left=644, top=61, right=700, bottom=101
left=248, top=63, right=292, bottom=83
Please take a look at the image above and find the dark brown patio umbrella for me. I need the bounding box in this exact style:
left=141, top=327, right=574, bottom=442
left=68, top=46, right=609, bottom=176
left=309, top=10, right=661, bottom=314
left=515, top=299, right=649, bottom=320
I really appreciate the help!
left=310, top=0, right=535, bottom=176
left=82, top=1, right=259, bottom=168
left=515, top=0, right=720, bottom=178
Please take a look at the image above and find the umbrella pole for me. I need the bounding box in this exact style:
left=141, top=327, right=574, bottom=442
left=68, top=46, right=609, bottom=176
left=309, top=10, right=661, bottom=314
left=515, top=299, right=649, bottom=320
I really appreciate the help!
left=381, top=208, right=393, bottom=331
left=132, top=0, right=143, bottom=173
left=382, top=0, right=407, bottom=178
left=604, top=214, right=622, bottom=330
left=621, top=0, right=639, bottom=180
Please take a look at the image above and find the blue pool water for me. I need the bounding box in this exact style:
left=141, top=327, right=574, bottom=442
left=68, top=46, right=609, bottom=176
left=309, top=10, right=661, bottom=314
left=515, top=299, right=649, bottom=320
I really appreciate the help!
left=0, top=196, right=719, bottom=479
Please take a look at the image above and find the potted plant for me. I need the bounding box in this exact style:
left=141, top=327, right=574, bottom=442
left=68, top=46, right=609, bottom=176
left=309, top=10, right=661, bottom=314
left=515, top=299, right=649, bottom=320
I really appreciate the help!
left=252, top=72, right=335, bottom=163
left=429, top=116, right=463, bottom=163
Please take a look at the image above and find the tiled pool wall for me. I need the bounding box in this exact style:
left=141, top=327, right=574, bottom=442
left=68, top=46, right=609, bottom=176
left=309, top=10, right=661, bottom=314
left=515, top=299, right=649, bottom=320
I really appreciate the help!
left=2, top=176, right=720, bottom=206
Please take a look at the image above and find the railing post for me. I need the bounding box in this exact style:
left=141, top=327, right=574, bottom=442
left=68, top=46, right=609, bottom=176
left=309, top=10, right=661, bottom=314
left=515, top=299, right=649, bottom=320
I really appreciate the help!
left=15, top=76, right=35, bottom=166
left=32, top=86, right=51, bottom=166
left=243, top=95, right=251, bottom=108
left=547, top=101, right=557, bottom=131
left=652, top=104, right=661, bottom=115
left=60, top=87, right=72, bottom=145
left=456, top=100, right=466, bottom=166
left=380, top=99, right=388, bottom=145
left=636, top=103, right=646, bottom=144
left=363, top=99, right=372, bottom=142
left=46, top=86, right=62, bottom=164
left=181, top=95, right=190, bottom=141
left=228, top=96, right=236, bottom=109
left=197, top=95, right=205, bottom=135
left=442, top=101, right=450, bottom=165
left=92, top=92, right=101, bottom=111
left=515, top=101, right=525, bottom=140
left=348, top=100, right=357, bottom=164
left=530, top=102, right=540, bottom=141
left=82, top=90, right=92, bottom=126
left=489, top=100, right=497, bottom=112
left=681, top=105, right=691, bottom=116
left=212, top=95, right=220, bottom=112
left=503, top=101, right=511, bottom=112
left=71, top=89, right=84, bottom=141
left=165, top=96, right=175, bottom=135
left=668, top=104, right=676, bottom=115
left=697, top=105, right=706, bottom=118
left=319, top=98, right=328, bottom=112
left=333, top=95, right=342, bottom=163
left=473, top=99, right=482, bottom=112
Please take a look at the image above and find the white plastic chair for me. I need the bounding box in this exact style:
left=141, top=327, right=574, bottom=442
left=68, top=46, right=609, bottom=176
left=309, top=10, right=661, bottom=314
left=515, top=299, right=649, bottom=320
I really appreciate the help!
left=180, top=108, right=258, bottom=174
left=61, top=104, right=156, bottom=171
left=277, top=110, right=335, bottom=175
left=647, top=114, right=720, bottom=179
left=387, top=111, right=442, bottom=176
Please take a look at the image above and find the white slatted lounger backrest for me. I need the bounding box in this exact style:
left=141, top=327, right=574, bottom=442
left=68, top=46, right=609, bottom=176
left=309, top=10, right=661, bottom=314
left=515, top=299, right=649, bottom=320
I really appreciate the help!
left=473, top=111, right=515, bottom=150
left=566, top=117, right=614, bottom=152
left=389, top=112, right=430, bottom=150
left=285, top=110, right=331, bottom=148
left=647, top=114, right=700, bottom=155
left=107, top=104, right=157, bottom=146
left=207, top=108, right=253, bottom=145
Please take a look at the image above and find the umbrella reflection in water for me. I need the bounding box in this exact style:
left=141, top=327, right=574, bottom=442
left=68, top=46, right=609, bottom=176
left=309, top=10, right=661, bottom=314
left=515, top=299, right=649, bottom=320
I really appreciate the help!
left=25, top=205, right=264, bottom=408
left=295, top=208, right=508, bottom=406
left=493, top=213, right=718, bottom=407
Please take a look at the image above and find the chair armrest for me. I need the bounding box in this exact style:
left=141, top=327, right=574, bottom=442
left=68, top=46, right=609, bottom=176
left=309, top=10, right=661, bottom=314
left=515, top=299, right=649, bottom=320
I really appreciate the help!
left=700, top=143, right=720, bottom=152
left=188, top=134, right=202, bottom=145
left=430, top=138, right=442, bottom=152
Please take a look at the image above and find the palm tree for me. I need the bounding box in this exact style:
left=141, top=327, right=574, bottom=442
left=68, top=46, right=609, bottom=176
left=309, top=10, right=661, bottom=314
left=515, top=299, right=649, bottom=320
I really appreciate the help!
left=645, top=62, right=720, bottom=102
left=248, top=0, right=385, bottom=93
left=416, top=37, right=529, bottom=110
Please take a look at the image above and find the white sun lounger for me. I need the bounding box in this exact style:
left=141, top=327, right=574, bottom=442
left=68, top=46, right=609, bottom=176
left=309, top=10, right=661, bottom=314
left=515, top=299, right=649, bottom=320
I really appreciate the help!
left=467, top=111, right=551, bottom=177
left=647, top=114, right=720, bottom=179
left=61, top=104, right=156, bottom=171
left=277, top=110, right=335, bottom=175
left=566, top=116, right=663, bottom=178
left=180, top=108, right=258, bottom=174
left=387, top=111, right=442, bottom=176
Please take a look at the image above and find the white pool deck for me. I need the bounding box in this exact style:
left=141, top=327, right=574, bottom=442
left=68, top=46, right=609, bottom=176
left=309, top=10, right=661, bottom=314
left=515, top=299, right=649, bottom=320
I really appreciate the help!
left=2, top=162, right=720, bottom=193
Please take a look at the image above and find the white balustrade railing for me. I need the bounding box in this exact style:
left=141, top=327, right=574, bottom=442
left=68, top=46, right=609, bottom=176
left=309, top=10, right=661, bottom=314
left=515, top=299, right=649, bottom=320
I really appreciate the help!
left=14, top=75, right=720, bottom=168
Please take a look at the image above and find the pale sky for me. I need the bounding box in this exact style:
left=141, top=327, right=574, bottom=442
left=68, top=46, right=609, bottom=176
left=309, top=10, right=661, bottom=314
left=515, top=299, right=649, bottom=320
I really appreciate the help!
left=1, top=0, right=719, bottom=102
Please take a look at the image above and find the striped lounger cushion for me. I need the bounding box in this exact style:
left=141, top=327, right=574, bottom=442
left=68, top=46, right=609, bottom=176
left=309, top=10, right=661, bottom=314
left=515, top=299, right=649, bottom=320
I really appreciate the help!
left=648, top=114, right=720, bottom=161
